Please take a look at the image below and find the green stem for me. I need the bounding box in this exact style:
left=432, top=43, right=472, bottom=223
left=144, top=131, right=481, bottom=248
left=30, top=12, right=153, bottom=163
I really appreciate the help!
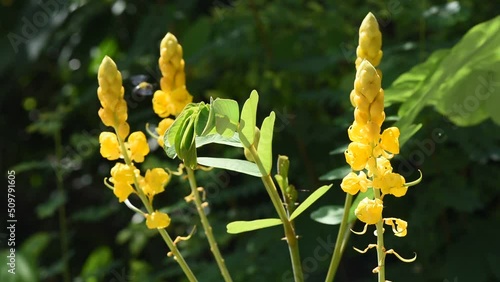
left=185, top=166, right=233, bottom=282
left=248, top=145, right=304, bottom=282
left=325, top=193, right=353, bottom=282
left=116, top=131, right=197, bottom=282
left=54, top=130, right=70, bottom=282
left=373, top=188, right=386, bottom=282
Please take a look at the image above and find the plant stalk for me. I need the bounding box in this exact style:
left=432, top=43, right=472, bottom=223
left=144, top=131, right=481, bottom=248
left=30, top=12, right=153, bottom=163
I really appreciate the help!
left=248, top=145, right=304, bottom=282
left=373, top=188, right=386, bottom=282
left=116, top=129, right=197, bottom=282
left=185, top=166, right=233, bottom=282
left=325, top=193, right=353, bottom=282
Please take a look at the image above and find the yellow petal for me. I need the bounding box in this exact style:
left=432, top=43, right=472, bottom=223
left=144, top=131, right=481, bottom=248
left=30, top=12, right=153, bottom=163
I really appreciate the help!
left=146, top=211, right=171, bottom=229
left=128, top=131, right=149, bottom=163
left=99, top=132, right=120, bottom=160
left=355, top=197, right=383, bottom=225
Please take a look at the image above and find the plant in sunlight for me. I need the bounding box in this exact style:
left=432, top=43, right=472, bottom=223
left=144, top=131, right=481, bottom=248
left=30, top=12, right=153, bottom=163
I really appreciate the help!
left=325, top=13, right=421, bottom=282
left=96, top=13, right=423, bottom=282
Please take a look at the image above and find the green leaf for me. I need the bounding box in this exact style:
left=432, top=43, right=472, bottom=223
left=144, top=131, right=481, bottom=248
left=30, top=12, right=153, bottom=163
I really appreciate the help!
left=319, top=166, right=351, bottom=181
left=212, top=98, right=240, bottom=137
left=81, top=246, right=113, bottom=282
left=310, top=205, right=345, bottom=225
left=329, top=144, right=348, bottom=155
left=239, top=90, right=259, bottom=147
left=194, top=103, right=210, bottom=136
left=165, top=107, right=191, bottom=156
left=386, top=16, right=500, bottom=129
left=226, top=218, right=282, bottom=234
left=197, top=157, right=262, bottom=177
left=348, top=189, right=375, bottom=223
left=258, top=111, right=276, bottom=174
left=289, top=184, right=333, bottom=221
left=195, top=132, right=243, bottom=148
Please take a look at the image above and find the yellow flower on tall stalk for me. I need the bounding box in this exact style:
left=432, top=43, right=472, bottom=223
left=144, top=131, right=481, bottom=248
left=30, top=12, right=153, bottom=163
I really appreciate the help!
left=339, top=12, right=420, bottom=281
left=153, top=33, right=193, bottom=119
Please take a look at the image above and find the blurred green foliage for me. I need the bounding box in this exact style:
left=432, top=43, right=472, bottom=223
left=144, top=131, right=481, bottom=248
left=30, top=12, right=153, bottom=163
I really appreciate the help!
left=1, top=0, right=499, bottom=281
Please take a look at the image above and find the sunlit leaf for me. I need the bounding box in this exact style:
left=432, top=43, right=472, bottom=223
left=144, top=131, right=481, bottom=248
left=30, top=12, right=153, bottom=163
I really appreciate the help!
left=197, top=157, right=262, bottom=177
left=239, top=90, right=259, bottom=147
left=258, top=112, right=276, bottom=174
left=290, top=184, right=333, bottom=221
left=310, top=205, right=345, bottom=225
left=319, top=166, right=351, bottom=181
left=212, top=98, right=239, bottom=137
left=226, top=218, right=282, bottom=234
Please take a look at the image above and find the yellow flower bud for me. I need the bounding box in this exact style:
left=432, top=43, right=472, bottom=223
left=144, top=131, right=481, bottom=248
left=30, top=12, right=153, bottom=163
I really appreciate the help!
left=97, top=56, right=125, bottom=109
left=345, top=142, right=372, bottom=171
left=341, top=171, right=370, bottom=195
left=128, top=131, right=149, bottom=163
left=355, top=60, right=381, bottom=104
left=146, top=211, right=171, bottom=229
left=355, top=197, right=383, bottom=225
left=116, top=122, right=130, bottom=141
left=99, top=132, right=121, bottom=160
left=355, top=12, right=383, bottom=69
left=380, top=127, right=400, bottom=154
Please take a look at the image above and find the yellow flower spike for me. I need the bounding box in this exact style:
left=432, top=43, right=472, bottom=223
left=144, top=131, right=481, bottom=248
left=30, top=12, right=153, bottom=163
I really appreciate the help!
left=380, top=127, right=400, bottom=154
left=145, top=211, right=171, bottom=229
left=348, top=121, right=369, bottom=144
left=385, top=249, right=417, bottom=263
left=97, top=56, right=125, bottom=109
left=99, top=132, right=121, bottom=160
left=355, top=12, right=383, bottom=69
left=384, top=218, right=408, bottom=237
left=355, top=197, right=383, bottom=225
left=127, top=131, right=150, bottom=163
left=143, top=168, right=170, bottom=198
left=113, top=181, right=135, bottom=202
left=153, top=32, right=193, bottom=118
left=156, top=118, right=175, bottom=147
left=341, top=171, right=370, bottom=195
left=345, top=142, right=372, bottom=171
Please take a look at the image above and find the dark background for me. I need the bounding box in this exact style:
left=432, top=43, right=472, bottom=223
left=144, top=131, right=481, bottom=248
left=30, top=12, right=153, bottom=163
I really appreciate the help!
left=0, top=0, right=499, bottom=281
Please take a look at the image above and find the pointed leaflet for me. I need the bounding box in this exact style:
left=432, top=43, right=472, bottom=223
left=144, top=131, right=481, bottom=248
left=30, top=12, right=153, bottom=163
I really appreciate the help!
left=194, top=103, right=210, bottom=136
left=257, top=112, right=276, bottom=175
left=239, top=90, right=259, bottom=147
left=196, top=157, right=262, bottom=177
left=212, top=98, right=240, bottom=137
left=289, top=184, right=333, bottom=221
left=226, top=218, right=282, bottom=234
left=310, top=205, right=345, bottom=225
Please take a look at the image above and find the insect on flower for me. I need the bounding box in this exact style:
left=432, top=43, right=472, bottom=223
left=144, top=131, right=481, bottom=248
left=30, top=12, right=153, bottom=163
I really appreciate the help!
left=130, top=74, right=156, bottom=96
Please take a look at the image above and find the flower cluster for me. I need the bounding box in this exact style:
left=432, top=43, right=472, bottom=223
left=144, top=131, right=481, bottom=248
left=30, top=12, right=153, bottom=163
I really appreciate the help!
left=341, top=12, right=420, bottom=239
left=97, top=56, right=171, bottom=229
left=152, top=32, right=193, bottom=147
